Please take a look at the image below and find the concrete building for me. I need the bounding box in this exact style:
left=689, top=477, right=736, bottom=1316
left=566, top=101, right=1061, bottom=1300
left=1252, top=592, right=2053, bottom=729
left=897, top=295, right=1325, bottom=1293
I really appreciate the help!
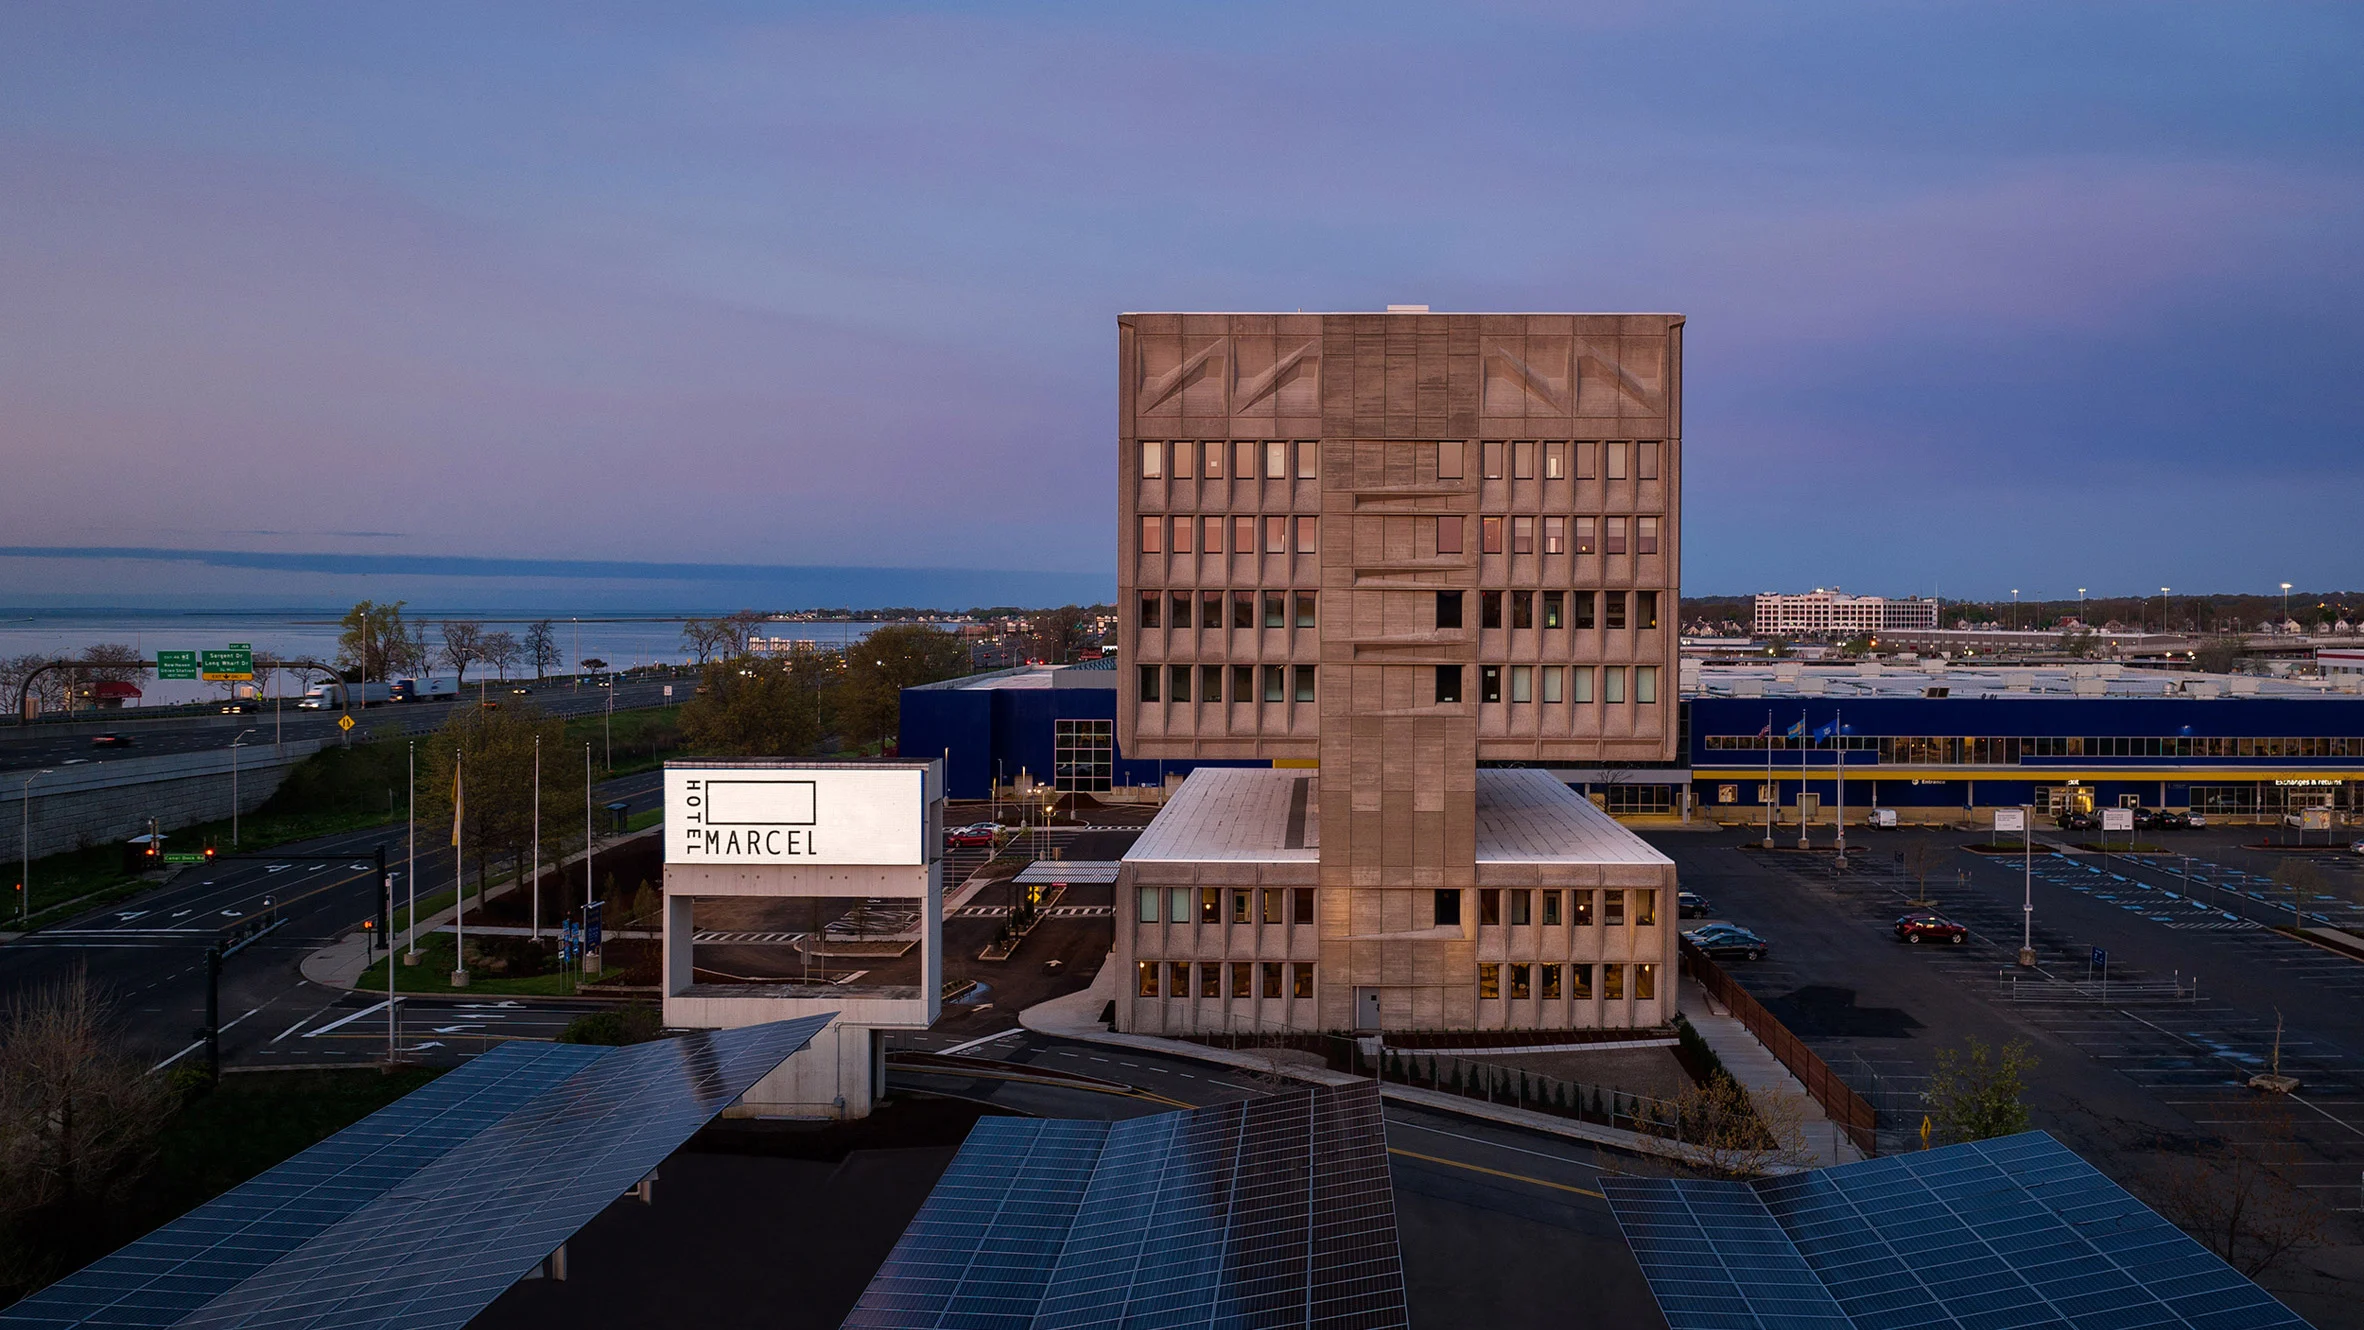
left=660, top=760, right=943, bottom=1118
left=1752, top=589, right=1939, bottom=636
left=1114, top=310, right=1685, bottom=1034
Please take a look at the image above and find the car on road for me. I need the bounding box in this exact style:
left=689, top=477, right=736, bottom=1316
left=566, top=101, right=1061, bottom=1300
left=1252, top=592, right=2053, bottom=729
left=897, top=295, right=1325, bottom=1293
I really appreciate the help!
left=90, top=733, right=134, bottom=748
left=1677, top=889, right=1714, bottom=919
left=945, top=823, right=1001, bottom=849
left=2056, top=810, right=2099, bottom=832
left=511, top=686, right=533, bottom=695
left=220, top=699, right=259, bottom=714
left=2349, top=839, right=2364, bottom=857
left=1895, top=912, right=1969, bottom=944
left=1681, top=924, right=1769, bottom=961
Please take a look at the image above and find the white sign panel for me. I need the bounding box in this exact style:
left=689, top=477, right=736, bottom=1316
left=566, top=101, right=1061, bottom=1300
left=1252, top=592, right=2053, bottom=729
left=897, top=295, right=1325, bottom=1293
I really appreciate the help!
left=2301, top=807, right=2334, bottom=832
left=666, top=767, right=926, bottom=865
left=1993, top=809, right=2026, bottom=833
left=2101, top=807, right=2135, bottom=832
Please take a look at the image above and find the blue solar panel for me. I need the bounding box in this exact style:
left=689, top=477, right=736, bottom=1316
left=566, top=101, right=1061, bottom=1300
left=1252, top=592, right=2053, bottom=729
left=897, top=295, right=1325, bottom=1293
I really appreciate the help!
left=845, top=1082, right=1408, bottom=1330
left=1, top=1041, right=607, bottom=1330
left=1602, top=1132, right=2308, bottom=1330
left=173, top=1014, right=832, bottom=1330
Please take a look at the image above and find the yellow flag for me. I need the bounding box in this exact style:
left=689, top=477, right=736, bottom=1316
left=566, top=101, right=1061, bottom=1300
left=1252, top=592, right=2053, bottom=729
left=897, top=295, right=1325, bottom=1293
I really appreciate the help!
left=451, top=760, right=463, bottom=848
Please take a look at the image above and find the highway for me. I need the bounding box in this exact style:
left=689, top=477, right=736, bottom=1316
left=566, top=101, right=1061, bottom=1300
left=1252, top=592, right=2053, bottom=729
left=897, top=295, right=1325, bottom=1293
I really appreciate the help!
left=0, top=769, right=665, bottom=1069
left=0, top=678, right=682, bottom=774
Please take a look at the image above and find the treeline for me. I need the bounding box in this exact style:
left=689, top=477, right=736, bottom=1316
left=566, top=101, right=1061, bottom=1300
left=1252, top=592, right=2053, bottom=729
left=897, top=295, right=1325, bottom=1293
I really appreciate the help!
left=677, top=622, right=971, bottom=757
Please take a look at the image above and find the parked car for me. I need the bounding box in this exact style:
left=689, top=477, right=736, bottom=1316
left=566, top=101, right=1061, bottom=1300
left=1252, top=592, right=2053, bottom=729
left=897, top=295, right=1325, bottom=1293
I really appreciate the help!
left=1677, top=889, right=1714, bottom=919
left=2350, top=840, right=2364, bottom=857
left=1895, top=912, right=1969, bottom=944
left=2139, top=809, right=2193, bottom=830
left=1683, top=924, right=1769, bottom=961
left=2056, top=811, right=2098, bottom=832
left=90, top=733, right=134, bottom=748
left=944, top=823, right=1000, bottom=849
left=2185, top=812, right=2207, bottom=828
left=1865, top=808, right=1899, bottom=829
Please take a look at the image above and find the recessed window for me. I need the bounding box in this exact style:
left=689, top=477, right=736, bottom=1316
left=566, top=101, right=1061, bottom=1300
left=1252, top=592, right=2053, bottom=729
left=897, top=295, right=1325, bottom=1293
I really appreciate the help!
left=1231, top=664, right=1252, bottom=700
left=1605, top=516, right=1628, bottom=555
left=1261, top=888, right=1283, bottom=925
left=1199, top=964, right=1220, bottom=997
left=1235, top=439, right=1256, bottom=479
left=1438, top=440, right=1464, bottom=480
left=1295, top=593, right=1316, bottom=628
left=1481, top=516, right=1503, bottom=554
left=1202, top=590, right=1223, bottom=626
left=1511, top=590, right=1533, bottom=630
left=1481, top=591, right=1502, bottom=630
left=1204, top=442, right=1223, bottom=478
left=1170, top=664, right=1192, bottom=702
left=1542, top=590, right=1564, bottom=629
left=1513, top=440, right=1535, bottom=480
left=1233, top=890, right=1251, bottom=924
left=1607, top=592, right=1627, bottom=630
left=1139, top=885, right=1161, bottom=923
left=1139, top=665, right=1160, bottom=702
left=1575, top=516, right=1597, bottom=555
left=1137, top=961, right=1159, bottom=996
left=1264, top=591, right=1285, bottom=628
left=1140, top=593, right=1160, bottom=628
left=1434, top=888, right=1462, bottom=926
left=1234, top=515, right=1255, bottom=554
left=1636, top=962, right=1656, bottom=1001
left=1570, top=666, right=1594, bottom=703
left=1230, top=961, right=1251, bottom=997
left=1201, top=888, right=1220, bottom=923
left=1203, top=515, right=1223, bottom=554
left=1572, top=963, right=1594, bottom=999
left=1544, top=441, right=1566, bottom=480
left=1606, top=888, right=1626, bottom=926
left=1541, top=665, right=1563, bottom=703
left=1575, top=441, right=1597, bottom=480
left=1291, top=963, right=1314, bottom=1000
left=1637, top=441, right=1660, bottom=480
left=1266, top=439, right=1288, bottom=479
left=1635, top=889, right=1657, bottom=926
left=1169, top=961, right=1190, bottom=995
left=1171, top=515, right=1192, bottom=553
left=1261, top=962, right=1283, bottom=999
left=1171, top=592, right=1193, bottom=627
left=1544, top=516, right=1565, bottom=555
left=1509, top=964, right=1531, bottom=1000
left=1604, top=666, right=1625, bottom=704
left=1637, top=590, right=1659, bottom=629
left=1479, top=962, right=1500, bottom=1000
left=1434, top=665, right=1462, bottom=704
left=1511, top=665, right=1533, bottom=702
left=1265, top=515, right=1288, bottom=553
left=1512, top=516, right=1534, bottom=555
left=1201, top=664, right=1222, bottom=701
left=1572, top=890, right=1595, bottom=926
left=1293, top=887, right=1314, bottom=924
left=1295, top=515, right=1319, bottom=553
left=1638, top=516, right=1660, bottom=555
left=1295, top=441, right=1318, bottom=480
left=1636, top=665, right=1658, bottom=704
left=1480, top=665, right=1502, bottom=703
left=1604, top=963, right=1625, bottom=1001
left=1482, top=440, right=1505, bottom=479
left=1170, top=441, right=1192, bottom=475
left=1479, top=889, right=1501, bottom=926
left=1141, top=516, right=1163, bottom=554
left=1606, top=440, right=1629, bottom=480
left=1435, top=514, right=1464, bottom=555
left=1140, top=440, right=1164, bottom=478
left=1573, top=590, right=1596, bottom=630
left=1542, top=890, right=1562, bottom=926
left=1509, top=889, right=1531, bottom=925
left=1263, top=665, right=1284, bottom=702
left=1293, top=665, right=1316, bottom=702
left=1232, top=591, right=1255, bottom=629
left=1436, top=590, right=1463, bottom=629
left=1541, top=964, right=1562, bottom=1000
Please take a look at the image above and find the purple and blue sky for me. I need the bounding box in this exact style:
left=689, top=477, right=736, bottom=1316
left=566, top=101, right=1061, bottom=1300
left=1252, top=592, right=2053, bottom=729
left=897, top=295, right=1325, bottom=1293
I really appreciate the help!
left=3, top=2, right=2359, bottom=610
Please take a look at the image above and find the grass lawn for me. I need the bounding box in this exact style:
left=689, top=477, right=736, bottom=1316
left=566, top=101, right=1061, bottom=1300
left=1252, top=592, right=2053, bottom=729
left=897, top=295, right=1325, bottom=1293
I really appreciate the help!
left=562, top=704, right=684, bottom=778
left=356, top=929, right=633, bottom=998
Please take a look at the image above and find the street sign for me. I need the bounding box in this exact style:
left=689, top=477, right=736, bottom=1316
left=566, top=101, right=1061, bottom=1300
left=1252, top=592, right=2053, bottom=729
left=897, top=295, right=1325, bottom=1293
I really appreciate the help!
left=583, top=899, right=604, bottom=951
left=1993, top=808, right=2026, bottom=833
left=200, top=647, right=254, bottom=681
left=2301, top=807, right=2334, bottom=832
left=163, top=852, right=207, bottom=865
left=2101, top=807, right=2135, bottom=833
left=2090, top=946, right=2107, bottom=968
left=156, top=650, right=199, bottom=680
left=338, top=714, right=356, bottom=732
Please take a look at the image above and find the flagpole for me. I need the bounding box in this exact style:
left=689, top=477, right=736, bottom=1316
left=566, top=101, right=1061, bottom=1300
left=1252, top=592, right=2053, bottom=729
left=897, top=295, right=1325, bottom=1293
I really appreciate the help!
left=532, top=736, right=542, bottom=943
left=1798, top=707, right=1811, bottom=850
left=1833, top=707, right=1847, bottom=864
left=584, top=743, right=595, bottom=979
left=451, top=756, right=468, bottom=987
left=1763, top=709, right=1774, bottom=850
left=406, top=741, right=417, bottom=963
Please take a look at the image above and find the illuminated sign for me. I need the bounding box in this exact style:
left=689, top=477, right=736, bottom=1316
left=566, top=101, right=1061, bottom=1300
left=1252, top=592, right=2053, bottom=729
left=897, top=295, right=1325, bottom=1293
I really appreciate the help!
left=665, top=766, right=928, bottom=865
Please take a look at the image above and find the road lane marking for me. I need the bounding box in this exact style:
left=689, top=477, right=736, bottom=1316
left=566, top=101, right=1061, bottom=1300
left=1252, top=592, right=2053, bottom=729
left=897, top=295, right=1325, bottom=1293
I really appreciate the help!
left=1386, top=1147, right=1605, bottom=1198
left=150, top=1004, right=266, bottom=1071
left=305, top=998, right=399, bottom=1038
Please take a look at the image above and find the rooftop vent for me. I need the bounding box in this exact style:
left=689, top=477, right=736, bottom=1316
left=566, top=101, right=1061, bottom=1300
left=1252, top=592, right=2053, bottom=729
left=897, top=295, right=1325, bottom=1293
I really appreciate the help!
left=1385, top=304, right=1430, bottom=313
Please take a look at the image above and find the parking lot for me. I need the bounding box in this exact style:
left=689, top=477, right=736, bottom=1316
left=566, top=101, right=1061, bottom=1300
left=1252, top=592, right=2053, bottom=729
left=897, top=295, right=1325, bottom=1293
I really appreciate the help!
left=1650, top=825, right=2364, bottom=1324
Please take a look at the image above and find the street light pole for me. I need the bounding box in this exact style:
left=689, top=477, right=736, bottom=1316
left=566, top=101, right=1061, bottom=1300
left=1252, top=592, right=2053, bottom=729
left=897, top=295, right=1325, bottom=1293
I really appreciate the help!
left=2282, top=582, right=2294, bottom=633
left=19, top=768, right=51, bottom=924
left=2159, top=586, right=2171, bottom=636
left=229, top=729, right=256, bottom=847
left=2020, top=804, right=2035, bottom=968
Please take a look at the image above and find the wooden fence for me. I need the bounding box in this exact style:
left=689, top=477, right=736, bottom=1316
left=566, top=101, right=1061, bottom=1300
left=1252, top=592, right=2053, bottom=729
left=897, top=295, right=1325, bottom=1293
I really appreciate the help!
left=1681, top=941, right=1879, bottom=1154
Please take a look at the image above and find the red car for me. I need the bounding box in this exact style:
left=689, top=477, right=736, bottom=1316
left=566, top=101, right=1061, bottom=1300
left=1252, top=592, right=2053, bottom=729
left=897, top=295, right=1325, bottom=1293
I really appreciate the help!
left=1895, top=913, right=1968, bottom=945
left=944, top=823, right=1000, bottom=849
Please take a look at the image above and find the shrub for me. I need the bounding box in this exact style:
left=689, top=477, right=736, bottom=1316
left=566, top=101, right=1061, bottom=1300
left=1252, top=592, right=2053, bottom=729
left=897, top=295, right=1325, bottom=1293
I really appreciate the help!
left=557, top=1004, right=663, bottom=1046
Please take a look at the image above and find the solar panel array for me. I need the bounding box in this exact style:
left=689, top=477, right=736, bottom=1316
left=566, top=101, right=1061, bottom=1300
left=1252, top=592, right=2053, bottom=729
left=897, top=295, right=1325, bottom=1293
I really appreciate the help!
left=1602, top=1131, right=2308, bottom=1330
left=175, top=1013, right=833, bottom=1330
left=845, top=1081, right=1409, bottom=1330
left=1, top=1041, right=606, bottom=1330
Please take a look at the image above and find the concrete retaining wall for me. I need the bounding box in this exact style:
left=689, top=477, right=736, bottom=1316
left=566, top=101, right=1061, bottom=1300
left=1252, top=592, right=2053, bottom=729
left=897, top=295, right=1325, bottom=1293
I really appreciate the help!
left=0, top=740, right=328, bottom=862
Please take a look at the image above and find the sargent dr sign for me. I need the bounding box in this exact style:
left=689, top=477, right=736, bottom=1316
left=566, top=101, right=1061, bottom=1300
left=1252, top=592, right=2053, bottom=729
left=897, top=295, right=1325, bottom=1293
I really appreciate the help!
left=665, top=766, right=928, bottom=865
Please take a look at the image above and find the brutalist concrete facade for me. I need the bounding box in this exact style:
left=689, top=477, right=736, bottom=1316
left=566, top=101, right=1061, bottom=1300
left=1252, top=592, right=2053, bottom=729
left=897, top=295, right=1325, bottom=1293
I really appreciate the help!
left=1114, top=310, right=1683, bottom=1033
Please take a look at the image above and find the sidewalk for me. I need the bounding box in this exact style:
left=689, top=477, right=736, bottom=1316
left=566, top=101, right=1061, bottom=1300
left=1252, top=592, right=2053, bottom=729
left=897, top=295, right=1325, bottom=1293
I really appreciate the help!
left=1015, top=965, right=1800, bottom=1171
left=1678, top=976, right=1864, bottom=1166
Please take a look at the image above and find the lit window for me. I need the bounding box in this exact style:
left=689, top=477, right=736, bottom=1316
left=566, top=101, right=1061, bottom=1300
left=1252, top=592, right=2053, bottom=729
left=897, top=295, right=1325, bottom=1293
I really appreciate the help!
left=1478, top=963, right=1500, bottom=999
left=1199, top=964, right=1220, bottom=998
left=1169, top=961, right=1190, bottom=995
left=1635, top=963, right=1656, bottom=1001
left=1571, top=963, right=1594, bottom=999
left=1265, top=515, right=1287, bottom=553
left=1542, top=965, right=1561, bottom=999
left=1138, top=961, right=1159, bottom=997
left=1141, top=440, right=1163, bottom=478
left=1572, top=890, right=1595, bottom=926
left=1636, top=665, right=1658, bottom=704
left=1140, top=516, right=1162, bottom=554
left=1604, top=963, right=1624, bottom=1001
left=1291, top=962, right=1314, bottom=999
left=1575, top=516, right=1597, bottom=555
left=1542, top=590, right=1563, bottom=628
left=1480, top=665, right=1502, bottom=703
left=1295, top=441, right=1318, bottom=480
left=1511, top=665, right=1532, bottom=702
left=1543, top=441, right=1566, bottom=480
left=1266, top=439, right=1288, bottom=478
left=1261, top=962, right=1283, bottom=999
left=1544, top=516, right=1565, bottom=555
left=1509, top=964, right=1531, bottom=1000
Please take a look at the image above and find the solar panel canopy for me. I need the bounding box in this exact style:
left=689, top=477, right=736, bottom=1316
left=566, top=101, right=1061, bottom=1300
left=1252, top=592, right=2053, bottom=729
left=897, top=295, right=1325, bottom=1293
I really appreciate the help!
left=4, top=1016, right=831, bottom=1330
left=845, top=1081, right=1409, bottom=1330
left=1602, top=1131, right=2307, bottom=1330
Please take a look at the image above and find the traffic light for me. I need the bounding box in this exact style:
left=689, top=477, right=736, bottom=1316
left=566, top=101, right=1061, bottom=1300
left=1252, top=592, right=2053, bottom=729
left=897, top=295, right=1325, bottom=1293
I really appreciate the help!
left=203, top=845, right=217, bottom=861
left=144, top=841, right=159, bottom=859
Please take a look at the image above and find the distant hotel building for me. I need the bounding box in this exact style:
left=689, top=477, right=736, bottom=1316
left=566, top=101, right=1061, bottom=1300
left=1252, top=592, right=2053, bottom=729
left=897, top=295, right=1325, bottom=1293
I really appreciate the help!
left=1112, top=310, right=1684, bottom=1035
left=1753, top=589, right=1938, bottom=637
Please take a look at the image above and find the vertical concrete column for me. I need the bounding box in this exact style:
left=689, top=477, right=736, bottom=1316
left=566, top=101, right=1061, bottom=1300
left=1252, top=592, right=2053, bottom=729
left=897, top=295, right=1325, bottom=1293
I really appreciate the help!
left=662, top=891, right=693, bottom=998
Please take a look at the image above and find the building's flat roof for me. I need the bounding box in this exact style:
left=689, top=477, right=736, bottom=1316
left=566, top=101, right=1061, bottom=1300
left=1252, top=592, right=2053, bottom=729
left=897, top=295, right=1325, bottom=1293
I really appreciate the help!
left=906, top=662, right=1116, bottom=692
left=1124, top=767, right=1670, bottom=867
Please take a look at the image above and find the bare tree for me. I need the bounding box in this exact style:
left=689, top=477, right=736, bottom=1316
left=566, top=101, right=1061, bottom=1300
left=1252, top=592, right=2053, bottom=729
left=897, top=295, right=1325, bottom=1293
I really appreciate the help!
left=1653, top=1075, right=1816, bottom=1178
left=2147, top=1099, right=2325, bottom=1277
left=1902, top=840, right=1948, bottom=906
left=678, top=618, right=726, bottom=666
left=524, top=620, right=560, bottom=680
left=478, top=631, right=522, bottom=683
left=720, top=609, right=768, bottom=659
left=0, top=974, right=178, bottom=1247
left=438, top=620, right=485, bottom=687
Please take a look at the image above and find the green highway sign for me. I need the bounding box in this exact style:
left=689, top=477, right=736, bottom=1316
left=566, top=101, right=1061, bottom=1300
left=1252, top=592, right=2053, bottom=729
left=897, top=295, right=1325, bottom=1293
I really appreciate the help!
left=200, top=647, right=254, bottom=682
left=156, top=650, right=199, bottom=681
left=162, top=852, right=208, bottom=865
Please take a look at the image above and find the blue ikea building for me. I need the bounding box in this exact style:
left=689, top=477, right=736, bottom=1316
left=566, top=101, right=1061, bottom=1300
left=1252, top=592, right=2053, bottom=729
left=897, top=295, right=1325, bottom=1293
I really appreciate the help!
left=901, top=660, right=1261, bottom=800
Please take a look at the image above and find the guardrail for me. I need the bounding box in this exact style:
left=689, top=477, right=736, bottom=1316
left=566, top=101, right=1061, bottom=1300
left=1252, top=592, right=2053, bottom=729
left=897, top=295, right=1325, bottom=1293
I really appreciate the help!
left=1681, top=940, right=1878, bottom=1154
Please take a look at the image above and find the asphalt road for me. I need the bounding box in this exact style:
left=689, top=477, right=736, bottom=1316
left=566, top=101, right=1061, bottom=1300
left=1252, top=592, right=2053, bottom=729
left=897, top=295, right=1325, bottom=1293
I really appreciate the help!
left=0, top=768, right=665, bottom=1069
left=0, top=679, right=682, bottom=773
left=884, top=1029, right=1666, bottom=1330
left=1652, top=824, right=2364, bottom=1324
